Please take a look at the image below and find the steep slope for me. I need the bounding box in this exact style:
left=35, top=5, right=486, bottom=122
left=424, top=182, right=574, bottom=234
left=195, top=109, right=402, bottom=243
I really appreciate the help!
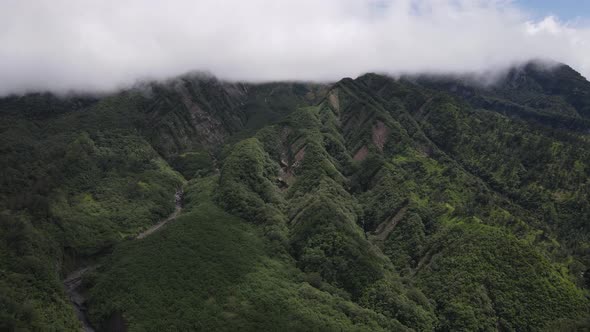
left=409, top=61, right=590, bottom=130
left=359, top=72, right=590, bottom=286
left=0, top=77, right=325, bottom=330
left=85, top=65, right=589, bottom=331
left=327, top=75, right=590, bottom=329
left=87, top=177, right=411, bottom=331
left=1, top=62, right=590, bottom=331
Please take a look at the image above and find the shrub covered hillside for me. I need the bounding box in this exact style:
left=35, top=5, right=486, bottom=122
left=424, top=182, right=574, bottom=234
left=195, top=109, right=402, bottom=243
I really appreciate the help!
left=1, top=63, right=590, bottom=331
left=0, top=77, right=325, bottom=330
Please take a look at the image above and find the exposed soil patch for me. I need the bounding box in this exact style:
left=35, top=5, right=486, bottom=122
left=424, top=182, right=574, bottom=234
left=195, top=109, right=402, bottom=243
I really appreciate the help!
left=293, top=146, right=306, bottom=166
left=278, top=142, right=306, bottom=189
left=372, top=121, right=389, bottom=152
left=277, top=166, right=293, bottom=191
left=176, top=85, right=228, bottom=148
left=328, top=89, right=340, bottom=113
left=277, top=128, right=309, bottom=189
left=353, top=146, right=369, bottom=161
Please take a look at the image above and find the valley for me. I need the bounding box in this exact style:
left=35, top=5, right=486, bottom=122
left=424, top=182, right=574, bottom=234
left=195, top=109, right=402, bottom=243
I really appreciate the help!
left=64, top=189, right=184, bottom=331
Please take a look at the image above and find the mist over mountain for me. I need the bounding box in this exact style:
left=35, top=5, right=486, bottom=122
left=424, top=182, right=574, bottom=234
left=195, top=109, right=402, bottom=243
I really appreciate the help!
left=2, top=0, right=590, bottom=95
left=2, top=1, right=590, bottom=331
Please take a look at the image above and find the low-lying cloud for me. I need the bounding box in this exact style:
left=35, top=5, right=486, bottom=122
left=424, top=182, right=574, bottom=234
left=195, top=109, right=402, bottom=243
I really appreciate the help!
left=1, top=0, right=589, bottom=95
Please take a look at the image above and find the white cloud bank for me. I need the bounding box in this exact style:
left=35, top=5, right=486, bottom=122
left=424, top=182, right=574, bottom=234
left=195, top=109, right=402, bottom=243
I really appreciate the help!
left=1, top=0, right=589, bottom=95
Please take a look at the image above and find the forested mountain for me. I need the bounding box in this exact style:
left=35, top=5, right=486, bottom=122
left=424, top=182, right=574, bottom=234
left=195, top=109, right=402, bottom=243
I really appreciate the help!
left=1, top=62, right=589, bottom=331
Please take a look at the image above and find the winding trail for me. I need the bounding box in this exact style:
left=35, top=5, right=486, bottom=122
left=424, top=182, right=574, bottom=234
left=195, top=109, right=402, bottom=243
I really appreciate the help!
left=64, top=189, right=183, bottom=332
left=137, top=190, right=183, bottom=239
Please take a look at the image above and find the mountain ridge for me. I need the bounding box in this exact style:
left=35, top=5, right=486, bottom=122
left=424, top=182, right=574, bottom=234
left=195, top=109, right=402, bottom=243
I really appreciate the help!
left=1, top=61, right=589, bottom=331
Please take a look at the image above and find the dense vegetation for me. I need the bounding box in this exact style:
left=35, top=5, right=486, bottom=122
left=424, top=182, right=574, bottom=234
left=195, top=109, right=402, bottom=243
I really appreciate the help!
left=86, top=177, right=410, bottom=331
left=0, top=95, right=184, bottom=330
left=1, top=63, right=590, bottom=331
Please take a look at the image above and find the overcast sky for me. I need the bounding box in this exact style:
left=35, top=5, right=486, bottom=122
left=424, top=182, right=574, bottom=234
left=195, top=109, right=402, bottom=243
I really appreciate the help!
left=1, top=0, right=589, bottom=95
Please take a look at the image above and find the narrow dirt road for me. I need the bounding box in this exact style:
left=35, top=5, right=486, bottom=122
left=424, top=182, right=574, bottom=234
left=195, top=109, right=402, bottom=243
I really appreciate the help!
left=64, top=189, right=183, bottom=331
left=137, top=189, right=183, bottom=239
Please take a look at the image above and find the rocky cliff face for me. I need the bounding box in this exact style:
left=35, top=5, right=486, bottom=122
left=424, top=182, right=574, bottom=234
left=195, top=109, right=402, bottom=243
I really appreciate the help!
left=137, top=76, right=249, bottom=156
